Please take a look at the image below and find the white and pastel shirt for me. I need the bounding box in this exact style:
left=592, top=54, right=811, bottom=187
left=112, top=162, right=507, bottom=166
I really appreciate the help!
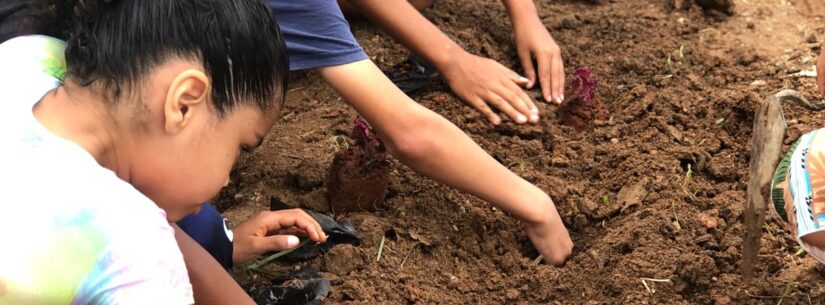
left=0, top=36, right=194, bottom=305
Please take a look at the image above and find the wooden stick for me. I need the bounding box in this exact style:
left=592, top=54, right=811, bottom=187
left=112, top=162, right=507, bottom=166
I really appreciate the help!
left=741, top=91, right=787, bottom=280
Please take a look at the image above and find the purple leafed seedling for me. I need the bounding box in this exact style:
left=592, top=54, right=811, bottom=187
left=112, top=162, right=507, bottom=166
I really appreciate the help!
left=558, top=67, right=608, bottom=129
left=349, top=117, right=386, bottom=166
left=565, top=67, right=597, bottom=106
left=352, top=117, right=381, bottom=148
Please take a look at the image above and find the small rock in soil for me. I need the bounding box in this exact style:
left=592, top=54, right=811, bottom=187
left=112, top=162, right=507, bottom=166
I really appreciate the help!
left=505, top=288, right=520, bottom=300
left=697, top=212, right=719, bottom=229
left=578, top=198, right=599, bottom=218
left=694, top=234, right=713, bottom=244
left=408, top=230, right=434, bottom=246
left=665, top=125, right=684, bottom=142
left=446, top=274, right=460, bottom=290
left=617, top=177, right=650, bottom=212
left=749, top=80, right=766, bottom=86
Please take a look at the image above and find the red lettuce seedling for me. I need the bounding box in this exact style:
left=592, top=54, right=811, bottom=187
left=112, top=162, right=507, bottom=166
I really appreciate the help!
left=352, top=117, right=383, bottom=150
left=565, top=67, right=597, bottom=106
left=558, top=66, right=608, bottom=129
left=350, top=117, right=386, bottom=167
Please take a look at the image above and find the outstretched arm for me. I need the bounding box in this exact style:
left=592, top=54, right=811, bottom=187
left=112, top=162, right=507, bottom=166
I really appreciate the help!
left=318, top=60, right=572, bottom=265
left=340, top=0, right=539, bottom=125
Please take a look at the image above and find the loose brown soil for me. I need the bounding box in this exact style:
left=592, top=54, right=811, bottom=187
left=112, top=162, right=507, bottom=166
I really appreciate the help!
left=220, top=0, right=825, bottom=303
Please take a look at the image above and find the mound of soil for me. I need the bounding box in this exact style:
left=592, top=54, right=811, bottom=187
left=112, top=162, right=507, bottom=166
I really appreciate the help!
left=327, top=147, right=390, bottom=213
left=325, top=119, right=390, bottom=213
left=220, top=0, right=825, bottom=304
left=558, top=98, right=610, bottom=129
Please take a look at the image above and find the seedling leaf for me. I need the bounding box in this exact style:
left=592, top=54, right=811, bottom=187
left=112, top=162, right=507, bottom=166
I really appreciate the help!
left=777, top=282, right=794, bottom=305
left=566, top=67, right=597, bottom=106
left=353, top=117, right=381, bottom=148
left=246, top=239, right=313, bottom=270
left=685, top=164, right=693, bottom=183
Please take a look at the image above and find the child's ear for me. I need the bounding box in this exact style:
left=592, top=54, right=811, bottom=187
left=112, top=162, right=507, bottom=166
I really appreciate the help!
left=163, top=69, right=210, bottom=134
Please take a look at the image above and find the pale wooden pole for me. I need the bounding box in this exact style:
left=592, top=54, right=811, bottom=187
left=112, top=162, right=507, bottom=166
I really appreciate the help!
left=741, top=91, right=789, bottom=280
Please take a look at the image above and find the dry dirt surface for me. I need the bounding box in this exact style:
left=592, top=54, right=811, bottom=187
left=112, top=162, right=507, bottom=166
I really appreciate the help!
left=220, top=0, right=825, bottom=304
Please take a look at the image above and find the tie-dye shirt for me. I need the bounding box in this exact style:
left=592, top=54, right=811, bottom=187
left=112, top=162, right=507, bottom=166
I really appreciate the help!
left=0, top=36, right=194, bottom=305
left=773, top=129, right=825, bottom=264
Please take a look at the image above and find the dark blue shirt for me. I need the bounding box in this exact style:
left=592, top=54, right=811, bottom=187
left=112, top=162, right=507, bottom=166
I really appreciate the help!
left=268, top=0, right=368, bottom=71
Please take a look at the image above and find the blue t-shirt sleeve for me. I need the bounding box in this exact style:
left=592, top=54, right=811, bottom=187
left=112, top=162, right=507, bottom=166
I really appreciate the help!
left=268, top=0, right=368, bottom=71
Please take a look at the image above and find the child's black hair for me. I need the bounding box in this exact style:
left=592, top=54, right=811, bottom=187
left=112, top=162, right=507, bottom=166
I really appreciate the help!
left=31, top=0, right=288, bottom=117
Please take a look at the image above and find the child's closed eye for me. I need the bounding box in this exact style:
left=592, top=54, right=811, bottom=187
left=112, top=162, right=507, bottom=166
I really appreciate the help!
left=242, top=136, right=265, bottom=153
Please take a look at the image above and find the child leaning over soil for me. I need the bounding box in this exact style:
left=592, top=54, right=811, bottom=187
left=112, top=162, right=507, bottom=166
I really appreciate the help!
left=0, top=0, right=573, bottom=296
left=777, top=48, right=825, bottom=264
left=0, top=0, right=326, bottom=304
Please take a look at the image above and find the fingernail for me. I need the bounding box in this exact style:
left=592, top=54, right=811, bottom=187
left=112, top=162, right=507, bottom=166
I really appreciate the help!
left=532, top=108, right=539, bottom=114
left=557, top=95, right=565, bottom=105
left=287, top=235, right=299, bottom=247
left=519, top=76, right=529, bottom=84
left=531, top=114, right=539, bottom=121
left=517, top=114, right=527, bottom=123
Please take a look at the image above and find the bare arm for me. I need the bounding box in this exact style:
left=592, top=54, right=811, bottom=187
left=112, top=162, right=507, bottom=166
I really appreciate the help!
left=174, top=224, right=255, bottom=305
left=318, top=60, right=572, bottom=265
